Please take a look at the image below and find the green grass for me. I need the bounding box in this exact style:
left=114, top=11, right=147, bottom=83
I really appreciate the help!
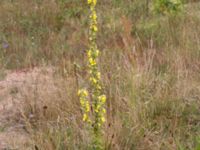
left=0, top=0, right=199, bottom=149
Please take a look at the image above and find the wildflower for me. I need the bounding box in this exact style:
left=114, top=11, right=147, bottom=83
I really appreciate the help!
left=90, top=77, right=97, bottom=84
left=83, top=113, right=88, bottom=121
left=93, top=0, right=97, bottom=6
left=95, top=49, right=99, bottom=57
left=94, top=104, right=101, bottom=113
left=86, top=0, right=106, bottom=134
left=91, top=25, right=98, bottom=32
left=83, top=90, right=88, bottom=97
left=101, top=116, right=105, bottom=123
left=78, top=90, right=81, bottom=96
left=80, top=99, right=84, bottom=106
left=95, top=108, right=99, bottom=113
left=98, top=123, right=101, bottom=127
left=102, top=108, right=106, bottom=114
left=88, top=0, right=92, bottom=4
left=96, top=85, right=102, bottom=90
left=78, top=89, right=88, bottom=97
left=78, top=0, right=106, bottom=148
left=98, top=95, right=106, bottom=103
left=78, top=89, right=90, bottom=123
left=96, top=72, right=100, bottom=79
left=91, top=12, right=97, bottom=20
left=89, top=58, right=96, bottom=66
left=87, top=50, right=92, bottom=57
left=85, top=102, right=90, bottom=112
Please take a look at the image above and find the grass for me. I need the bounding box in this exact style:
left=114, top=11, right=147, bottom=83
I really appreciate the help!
left=0, top=0, right=199, bottom=149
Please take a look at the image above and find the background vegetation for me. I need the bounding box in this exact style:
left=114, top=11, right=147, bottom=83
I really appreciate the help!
left=0, top=0, right=199, bottom=149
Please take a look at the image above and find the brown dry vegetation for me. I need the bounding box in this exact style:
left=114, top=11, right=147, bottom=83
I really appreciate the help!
left=0, top=0, right=200, bottom=150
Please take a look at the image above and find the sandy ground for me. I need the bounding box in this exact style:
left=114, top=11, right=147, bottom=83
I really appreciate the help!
left=0, top=67, right=55, bottom=150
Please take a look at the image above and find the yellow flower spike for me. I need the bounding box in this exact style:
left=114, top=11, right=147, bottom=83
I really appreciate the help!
left=79, top=0, right=106, bottom=146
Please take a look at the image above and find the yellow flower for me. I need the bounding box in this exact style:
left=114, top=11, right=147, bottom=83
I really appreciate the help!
left=80, top=99, right=84, bottom=106
left=88, top=0, right=92, bottom=4
left=90, top=77, right=97, bottom=84
left=96, top=72, right=100, bottom=79
left=83, top=113, right=88, bottom=121
left=102, top=108, right=106, bottom=114
left=99, top=95, right=106, bottom=103
left=78, top=89, right=88, bottom=97
left=93, top=0, right=97, bottom=6
left=95, top=49, right=99, bottom=57
left=78, top=90, right=81, bottom=96
left=101, top=116, right=105, bottom=123
left=85, top=102, right=90, bottom=112
left=89, top=58, right=96, bottom=66
left=83, top=90, right=88, bottom=97
left=91, top=12, right=97, bottom=20
left=96, top=85, right=102, bottom=90
left=87, top=50, right=92, bottom=57
left=94, top=104, right=101, bottom=113
left=93, top=25, right=98, bottom=32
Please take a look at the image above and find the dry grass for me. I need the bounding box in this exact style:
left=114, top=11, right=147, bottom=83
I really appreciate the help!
left=0, top=0, right=199, bottom=150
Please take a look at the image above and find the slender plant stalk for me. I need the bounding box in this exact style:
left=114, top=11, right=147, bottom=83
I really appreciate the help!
left=78, top=0, right=106, bottom=149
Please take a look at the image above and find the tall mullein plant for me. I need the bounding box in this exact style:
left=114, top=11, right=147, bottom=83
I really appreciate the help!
left=78, top=0, right=106, bottom=149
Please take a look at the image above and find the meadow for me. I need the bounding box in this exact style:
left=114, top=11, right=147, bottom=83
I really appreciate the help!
left=0, top=0, right=200, bottom=149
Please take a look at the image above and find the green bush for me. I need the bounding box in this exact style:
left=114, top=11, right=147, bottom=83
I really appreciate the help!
left=153, top=0, right=183, bottom=15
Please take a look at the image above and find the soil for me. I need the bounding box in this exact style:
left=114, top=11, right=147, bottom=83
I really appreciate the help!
left=0, top=67, right=54, bottom=150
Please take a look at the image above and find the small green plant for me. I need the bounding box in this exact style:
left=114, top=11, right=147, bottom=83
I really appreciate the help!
left=78, top=0, right=106, bottom=149
left=195, top=137, right=200, bottom=150
left=153, top=0, right=183, bottom=15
